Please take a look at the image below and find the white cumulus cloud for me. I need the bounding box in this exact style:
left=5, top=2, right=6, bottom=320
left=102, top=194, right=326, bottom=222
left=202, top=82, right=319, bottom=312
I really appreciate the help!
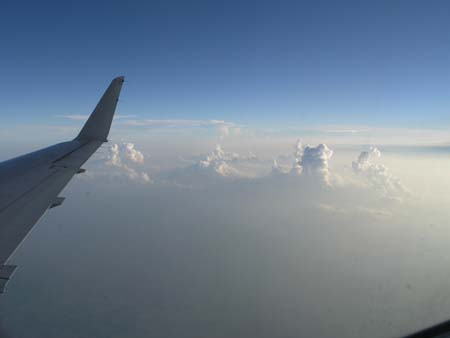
left=281, top=140, right=334, bottom=184
left=298, top=144, right=334, bottom=184
left=184, top=145, right=248, bottom=178
left=84, top=142, right=151, bottom=183
left=161, top=145, right=257, bottom=187
left=291, top=140, right=303, bottom=175
left=352, top=147, right=406, bottom=199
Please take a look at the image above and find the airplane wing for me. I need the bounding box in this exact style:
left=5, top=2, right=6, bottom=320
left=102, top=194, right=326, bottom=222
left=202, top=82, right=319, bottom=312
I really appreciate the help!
left=402, top=319, right=450, bottom=337
left=0, top=76, right=124, bottom=293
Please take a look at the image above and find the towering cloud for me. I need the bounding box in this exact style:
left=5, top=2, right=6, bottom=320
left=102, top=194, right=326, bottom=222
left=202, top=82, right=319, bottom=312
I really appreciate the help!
left=160, top=145, right=255, bottom=187
left=121, top=143, right=145, bottom=163
left=285, top=141, right=334, bottom=184
left=186, top=144, right=258, bottom=178
left=298, top=144, right=334, bottom=184
left=194, top=145, right=241, bottom=177
left=352, top=147, right=381, bottom=171
left=193, top=144, right=259, bottom=176
left=105, top=143, right=151, bottom=183
left=352, top=147, right=405, bottom=198
left=291, top=140, right=303, bottom=175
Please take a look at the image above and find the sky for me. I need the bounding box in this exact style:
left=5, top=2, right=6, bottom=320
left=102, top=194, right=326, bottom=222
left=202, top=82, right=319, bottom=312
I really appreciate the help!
left=3, top=0, right=450, bottom=131
left=4, top=2, right=450, bottom=338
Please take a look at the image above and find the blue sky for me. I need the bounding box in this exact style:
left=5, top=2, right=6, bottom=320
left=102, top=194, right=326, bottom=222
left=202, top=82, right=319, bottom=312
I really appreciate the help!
left=4, top=4, right=450, bottom=337
left=2, top=0, right=450, bottom=129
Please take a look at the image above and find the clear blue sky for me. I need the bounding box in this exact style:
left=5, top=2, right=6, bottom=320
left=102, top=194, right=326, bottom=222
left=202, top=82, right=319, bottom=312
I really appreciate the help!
left=2, top=0, right=450, bottom=129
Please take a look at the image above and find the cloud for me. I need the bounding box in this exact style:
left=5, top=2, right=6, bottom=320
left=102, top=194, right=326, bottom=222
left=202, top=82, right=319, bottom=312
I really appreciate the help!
left=277, top=140, right=334, bottom=184
left=56, top=114, right=136, bottom=121
left=278, top=142, right=405, bottom=197
left=353, top=147, right=381, bottom=168
left=119, top=119, right=241, bottom=138
left=106, top=143, right=151, bottom=183
left=352, top=147, right=406, bottom=199
left=163, top=140, right=338, bottom=191
left=259, top=141, right=408, bottom=218
left=290, top=140, right=303, bottom=175
left=56, top=115, right=90, bottom=121
left=298, top=144, right=334, bottom=184
left=211, top=120, right=241, bottom=138
left=78, top=138, right=413, bottom=223
left=271, top=159, right=290, bottom=176
left=203, top=144, right=257, bottom=163
left=160, top=145, right=256, bottom=187
left=318, top=203, right=392, bottom=219
left=85, top=142, right=151, bottom=183
left=159, top=140, right=408, bottom=209
left=216, top=123, right=233, bottom=138
left=185, top=145, right=248, bottom=177
left=81, top=138, right=410, bottom=218
left=120, top=142, right=145, bottom=163
left=323, top=129, right=360, bottom=133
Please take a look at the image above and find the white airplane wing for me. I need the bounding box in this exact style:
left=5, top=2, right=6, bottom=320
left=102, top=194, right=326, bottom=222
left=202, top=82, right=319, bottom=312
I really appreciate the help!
left=0, top=76, right=124, bottom=293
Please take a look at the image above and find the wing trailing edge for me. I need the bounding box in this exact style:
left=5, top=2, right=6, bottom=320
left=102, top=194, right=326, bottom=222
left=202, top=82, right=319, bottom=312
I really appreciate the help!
left=0, top=265, right=17, bottom=294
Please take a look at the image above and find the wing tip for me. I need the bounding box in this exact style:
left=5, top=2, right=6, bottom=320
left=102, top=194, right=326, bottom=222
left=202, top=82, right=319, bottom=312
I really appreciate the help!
left=75, top=76, right=124, bottom=142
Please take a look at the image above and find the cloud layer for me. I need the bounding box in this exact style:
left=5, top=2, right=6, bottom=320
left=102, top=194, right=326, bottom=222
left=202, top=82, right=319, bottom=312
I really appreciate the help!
left=81, top=138, right=411, bottom=220
left=119, top=119, right=240, bottom=138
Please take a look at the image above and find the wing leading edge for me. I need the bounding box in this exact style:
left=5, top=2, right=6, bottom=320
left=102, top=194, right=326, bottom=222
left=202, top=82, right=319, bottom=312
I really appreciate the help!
left=0, top=76, right=124, bottom=293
